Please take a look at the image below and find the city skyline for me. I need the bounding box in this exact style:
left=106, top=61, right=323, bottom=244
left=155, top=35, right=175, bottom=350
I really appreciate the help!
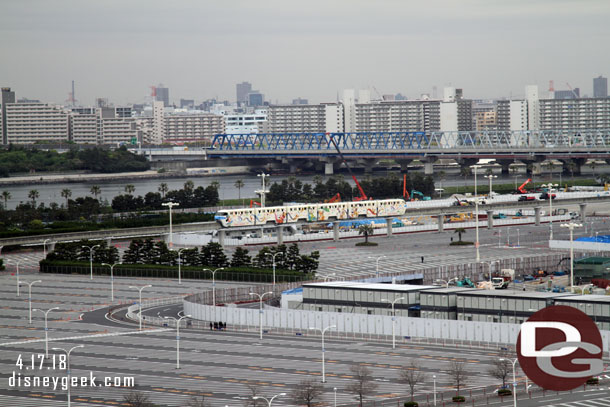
left=1, top=0, right=609, bottom=106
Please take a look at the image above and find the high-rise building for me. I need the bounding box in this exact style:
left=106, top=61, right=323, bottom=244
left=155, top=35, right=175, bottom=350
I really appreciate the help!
left=539, top=98, right=610, bottom=130
left=247, top=92, right=264, bottom=107
left=155, top=84, right=170, bottom=107
left=554, top=88, right=580, bottom=99
left=4, top=103, right=70, bottom=144
left=292, top=98, right=308, bottom=105
left=594, top=76, right=608, bottom=98
left=180, top=99, right=195, bottom=109
left=1, top=87, right=16, bottom=144
left=265, top=103, right=343, bottom=133
left=236, top=82, right=252, bottom=103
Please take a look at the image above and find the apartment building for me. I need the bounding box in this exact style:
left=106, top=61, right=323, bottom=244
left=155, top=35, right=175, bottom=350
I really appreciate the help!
left=264, top=103, right=343, bottom=133
left=164, top=112, right=225, bottom=143
left=539, top=98, right=610, bottom=131
left=4, top=103, right=70, bottom=144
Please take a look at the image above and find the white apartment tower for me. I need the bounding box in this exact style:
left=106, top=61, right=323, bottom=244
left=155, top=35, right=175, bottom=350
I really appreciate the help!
left=152, top=101, right=165, bottom=144
left=525, top=85, right=540, bottom=131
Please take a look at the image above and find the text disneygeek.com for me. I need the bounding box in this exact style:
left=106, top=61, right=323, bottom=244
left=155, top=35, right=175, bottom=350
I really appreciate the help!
left=9, top=372, right=135, bottom=391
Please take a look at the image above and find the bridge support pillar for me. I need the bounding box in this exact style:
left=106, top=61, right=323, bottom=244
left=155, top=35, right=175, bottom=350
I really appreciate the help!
left=437, top=215, right=444, bottom=232
left=361, top=158, right=377, bottom=173
left=397, top=159, right=412, bottom=173
left=277, top=225, right=284, bottom=245
left=486, top=210, right=494, bottom=229
left=325, top=162, right=334, bottom=175
left=386, top=218, right=393, bottom=238
left=561, top=158, right=586, bottom=176
left=534, top=207, right=541, bottom=226
left=580, top=203, right=587, bottom=222
left=531, top=162, right=543, bottom=175
left=218, top=229, right=226, bottom=246
left=333, top=222, right=340, bottom=242
left=424, top=161, right=435, bottom=175
left=498, top=160, right=512, bottom=175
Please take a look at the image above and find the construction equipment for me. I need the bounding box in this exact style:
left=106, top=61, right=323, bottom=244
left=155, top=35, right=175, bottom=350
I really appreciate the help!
left=249, top=200, right=261, bottom=208
left=329, top=135, right=369, bottom=201
left=411, top=190, right=431, bottom=201
left=456, top=277, right=475, bottom=288
left=325, top=193, right=341, bottom=203
left=449, top=213, right=472, bottom=222
left=453, top=196, right=472, bottom=206
left=516, top=178, right=532, bottom=194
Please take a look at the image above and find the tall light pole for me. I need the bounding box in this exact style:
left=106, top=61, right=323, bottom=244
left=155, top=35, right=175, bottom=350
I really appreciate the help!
left=561, top=222, right=583, bottom=292
left=204, top=267, right=225, bottom=307
left=250, top=291, right=273, bottom=340
left=43, top=238, right=51, bottom=258
left=257, top=172, right=269, bottom=207
left=266, top=252, right=283, bottom=286
left=252, top=392, right=286, bottom=407
left=309, top=324, right=336, bottom=382
left=500, top=357, right=518, bottom=407
left=162, top=201, right=180, bottom=248
left=23, top=280, right=42, bottom=324
left=101, top=262, right=121, bottom=302
left=33, top=307, right=59, bottom=357
left=368, top=255, right=386, bottom=278
left=53, top=345, right=84, bottom=407
left=542, top=183, right=558, bottom=240
left=334, top=387, right=337, bottom=407
left=82, top=244, right=100, bottom=280
left=129, top=284, right=152, bottom=330
left=484, top=174, right=497, bottom=197
left=164, top=314, right=191, bottom=369
left=433, top=374, right=437, bottom=406
left=436, top=277, right=458, bottom=288
left=9, top=260, right=21, bottom=296
left=381, top=296, right=404, bottom=349
left=473, top=165, right=481, bottom=262
left=176, top=248, right=186, bottom=285
left=516, top=228, right=520, bottom=246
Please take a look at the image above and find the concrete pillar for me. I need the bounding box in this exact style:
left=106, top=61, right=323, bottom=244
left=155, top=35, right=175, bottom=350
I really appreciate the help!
left=486, top=210, right=494, bottom=229
left=361, top=158, right=377, bottom=174
left=437, top=215, right=444, bottom=232
left=325, top=162, right=334, bottom=175
left=531, top=162, right=543, bottom=175
left=397, top=159, right=412, bottom=173
left=218, top=229, right=226, bottom=246
left=277, top=225, right=284, bottom=245
left=386, top=218, right=393, bottom=237
left=424, top=161, right=435, bottom=175
left=498, top=160, right=512, bottom=175
left=534, top=207, right=541, bottom=226
left=333, top=222, right=339, bottom=242
left=580, top=203, right=587, bottom=222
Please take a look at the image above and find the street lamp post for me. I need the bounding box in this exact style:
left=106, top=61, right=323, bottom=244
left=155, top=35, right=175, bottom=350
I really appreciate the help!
left=473, top=165, right=481, bottom=262
left=204, top=267, right=225, bottom=307
left=9, top=260, right=21, bottom=296
left=334, top=387, right=337, bottom=407
left=484, top=174, right=497, bottom=197
left=542, top=183, right=558, bottom=240
left=101, top=262, right=121, bottom=302
left=129, top=284, right=152, bottom=330
left=381, top=296, right=405, bottom=349
left=309, top=324, right=336, bottom=382
left=52, top=345, right=84, bottom=407
left=33, top=307, right=59, bottom=357
left=433, top=374, right=437, bottom=406
left=176, top=248, right=186, bottom=285
left=82, top=244, right=100, bottom=280
left=436, top=277, right=458, bottom=288
left=500, top=358, right=518, bottom=407
left=164, top=314, right=192, bottom=369
left=266, top=252, right=283, bottom=286
left=561, top=222, right=583, bottom=292
left=252, top=393, right=286, bottom=407
left=516, top=228, right=520, bottom=246
left=43, top=238, right=51, bottom=258
left=257, top=173, right=270, bottom=207
left=162, top=201, right=180, bottom=248
left=368, top=255, right=386, bottom=278
left=23, top=280, right=42, bottom=324
left=250, top=291, right=273, bottom=340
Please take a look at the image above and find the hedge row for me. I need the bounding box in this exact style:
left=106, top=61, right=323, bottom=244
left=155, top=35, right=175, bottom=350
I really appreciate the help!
left=39, top=260, right=314, bottom=283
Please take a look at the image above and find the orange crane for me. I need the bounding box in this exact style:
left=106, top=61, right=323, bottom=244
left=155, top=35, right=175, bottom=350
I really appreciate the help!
left=325, top=193, right=341, bottom=203
left=329, top=135, right=369, bottom=201
left=517, top=178, right=532, bottom=194
left=249, top=200, right=261, bottom=208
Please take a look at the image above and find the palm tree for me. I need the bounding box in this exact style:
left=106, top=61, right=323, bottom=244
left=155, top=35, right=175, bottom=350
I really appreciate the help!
left=28, top=189, right=39, bottom=206
left=460, top=167, right=472, bottom=192
left=358, top=224, right=374, bottom=244
left=234, top=179, right=245, bottom=202
left=454, top=227, right=466, bottom=242
left=183, top=180, right=194, bottom=192
left=90, top=185, right=101, bottom=200
left=60, top=188, right=72, bottom=206
left=210, top=181, right=220, bottom=190
left=1, top=191, right=11, bottom=209
left=546, top=161, right=555, bottom=181
left=158, top=182, right=169, bottom=198
left=124, top=184, right=135, bottom=195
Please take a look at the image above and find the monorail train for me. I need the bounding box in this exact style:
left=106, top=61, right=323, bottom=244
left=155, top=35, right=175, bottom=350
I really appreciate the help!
left=214, top=199, right=409, bottom=228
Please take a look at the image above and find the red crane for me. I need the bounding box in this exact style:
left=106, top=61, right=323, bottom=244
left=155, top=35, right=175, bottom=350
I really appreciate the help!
left=329, top=135, right=369, bottom=201
left=517, top=178, right=532, bottom=194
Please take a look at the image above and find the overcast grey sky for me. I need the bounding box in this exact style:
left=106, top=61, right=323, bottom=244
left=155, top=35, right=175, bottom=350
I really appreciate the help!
left=1, top=0, right=608, bottom=106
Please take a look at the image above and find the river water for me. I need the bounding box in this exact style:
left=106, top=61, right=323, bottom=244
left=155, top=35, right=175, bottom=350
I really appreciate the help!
left=0, top=170, right=585, bottom=210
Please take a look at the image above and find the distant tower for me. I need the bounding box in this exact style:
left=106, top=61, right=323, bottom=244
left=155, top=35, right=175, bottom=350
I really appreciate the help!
left=593, top=76, right=608, bottom=98
left=236, top=82, right=252, bottom=103
left=155, top=84, right=169, bottom=107
left=1, top=87, right=16, bottom=145
left=71, top=80, right=75, bottom=106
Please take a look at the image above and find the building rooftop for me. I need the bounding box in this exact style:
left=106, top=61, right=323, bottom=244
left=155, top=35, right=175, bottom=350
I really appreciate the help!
left=555, top=295, right=610, bottom=303
left=455, top=289, right=576, bottom=300
left=574, top=257, right=610, bottom=265
left=303, top=281, right=435, bottom=292
left=421, top=287, right=476, bottom=294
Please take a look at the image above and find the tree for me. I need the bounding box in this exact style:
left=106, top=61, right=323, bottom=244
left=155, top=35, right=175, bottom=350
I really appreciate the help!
left=399, top=361, right=427, bottom=401
left=346, top=365, right=378, bottom=406
left=1, top=191, right=10, bottom=209
left=234, top=179, right=245, bottom=202
left=358, top=224, right=374, bottom=244
left=454, top=228, right=466, bottom=242
left=28, top=189, right=39, bottom=206
left=200, top=242, right=228, bottom=268
left=488, top=357, right=511, bottom=388
left=210, top=181, right=220, bottom=191
left=124, top=184, right=136, bottom=195
left=90, top=185, right=101, bottom=200
left=449, top=361, right=468, bottom=396
left=186, top=396, right=211, bottom=407
left=243, top=384, right=266, bottom=407
left=158, top=182, right=168, bottom=198
left=184, top=180, right=195, bottom=193
left=460, top=166, right=472, bottom=191
left=291, top=378, right=324, bottom=407
left=231, top=247, right=252, bottom=267
left=61, top=188, right=72, bottom=207
left=123, top=391, right=156, bottom=407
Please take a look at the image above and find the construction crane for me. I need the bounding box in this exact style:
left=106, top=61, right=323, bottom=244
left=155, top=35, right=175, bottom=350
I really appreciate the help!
left=329, top=134, right=369, bottom=201
left=324, top=193, right=341, bottom=203
left=517, top=178, right=532, bottom=194
left=566, top=83, right=579, bottom=99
